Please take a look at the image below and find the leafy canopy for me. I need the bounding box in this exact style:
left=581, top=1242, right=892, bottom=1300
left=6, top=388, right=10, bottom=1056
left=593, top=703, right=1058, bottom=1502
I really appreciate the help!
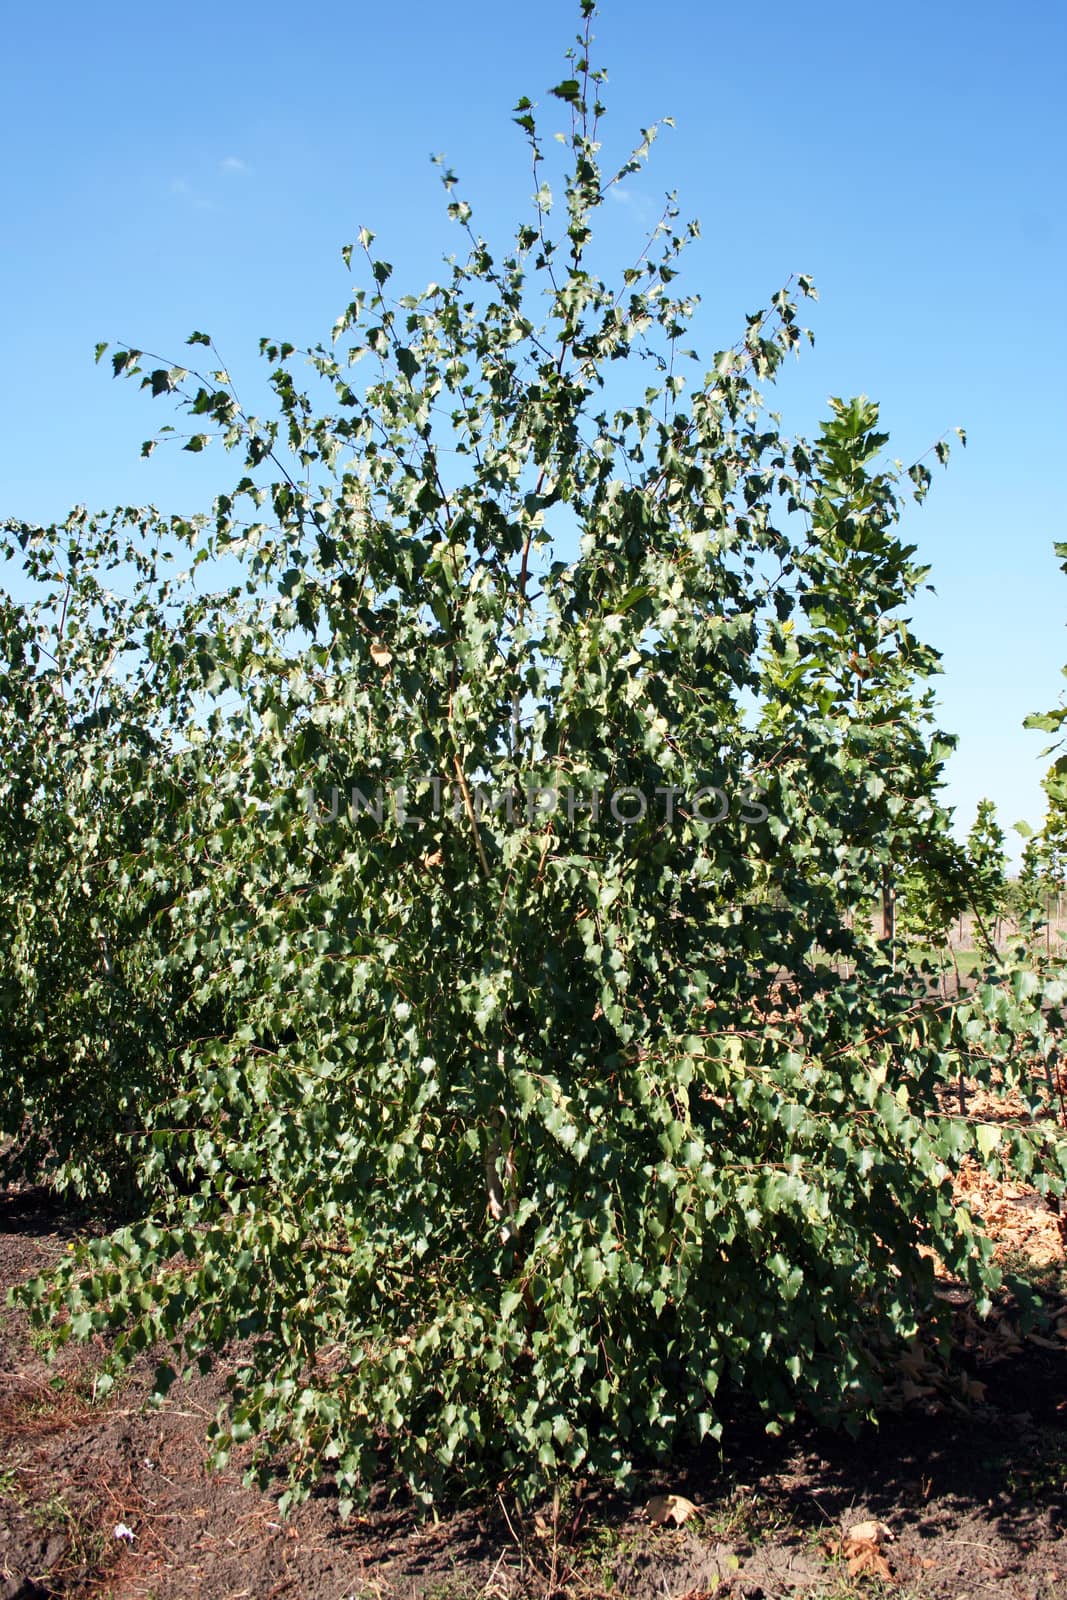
left=4, top=3, right=1066, bottom=1513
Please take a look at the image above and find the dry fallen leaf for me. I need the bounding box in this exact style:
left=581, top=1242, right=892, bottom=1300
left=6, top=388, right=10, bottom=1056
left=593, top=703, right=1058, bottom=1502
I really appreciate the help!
left=958, top=1373, right=988, bottom=1402
left=1027, top=1332, right=1062, bottom=1351
left=898, top=1344, right=934, bottom=1380
left=646, top=1493, right=698, bottom=1527
left=369, top=642, right=393, bottom=667
left=839, top=1521, right=894, bottom=1584
left=840, top=1539, right=893, bottom=1582
left=423, top=849, right=444, bottom=869
left=846, top=1519, right=893, bottom=1546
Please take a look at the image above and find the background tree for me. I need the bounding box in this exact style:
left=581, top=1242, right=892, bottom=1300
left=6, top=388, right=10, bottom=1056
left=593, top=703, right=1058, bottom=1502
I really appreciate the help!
left=0, top=529, right=209, bottom=1199
left=753, top=396, right=961, bottom=961
left=1040, top=810, right=1067, bottom=900
left=896, top=827, right=969, bottom=963
left=1019, top=595, right=1067, bottom=936
left=966, top=797, right=1007, bottom=949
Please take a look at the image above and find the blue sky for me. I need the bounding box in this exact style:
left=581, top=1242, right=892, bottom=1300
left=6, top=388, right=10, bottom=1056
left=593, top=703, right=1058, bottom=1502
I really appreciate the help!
left=2, top=0, right=1064, bottom=861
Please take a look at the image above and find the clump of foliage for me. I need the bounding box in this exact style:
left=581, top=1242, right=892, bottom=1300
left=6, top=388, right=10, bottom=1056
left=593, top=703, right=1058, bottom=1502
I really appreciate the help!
left=0, top=541, right=205, bottom=1199
left=896, top=842, right=966, bottom=953
left=1014, top=586, right=1067, bottom=920
left=967, top=797, right=1008, bottom=940
left=898, top=798, right=1007, bottom=960
left=4, top=6, right=1066, bottom=1512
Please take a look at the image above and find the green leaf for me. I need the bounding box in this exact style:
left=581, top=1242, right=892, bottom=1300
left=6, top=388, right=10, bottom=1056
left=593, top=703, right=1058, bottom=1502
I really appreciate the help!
left=975, top=1124, right=1001, bottom=1160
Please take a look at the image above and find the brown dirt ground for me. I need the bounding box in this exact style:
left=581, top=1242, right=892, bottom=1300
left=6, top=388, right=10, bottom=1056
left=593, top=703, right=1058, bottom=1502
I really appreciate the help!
left=1, top=1174, right=1066, bottom=1600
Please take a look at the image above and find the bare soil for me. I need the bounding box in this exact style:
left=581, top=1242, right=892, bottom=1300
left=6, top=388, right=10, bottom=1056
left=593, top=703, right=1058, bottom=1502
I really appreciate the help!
left=2, top=1183, right=1065, bottom=1600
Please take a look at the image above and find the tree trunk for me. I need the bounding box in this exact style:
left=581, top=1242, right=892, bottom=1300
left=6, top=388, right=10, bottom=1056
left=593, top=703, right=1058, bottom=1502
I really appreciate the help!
left=882, top=871, right=895, bottom=947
